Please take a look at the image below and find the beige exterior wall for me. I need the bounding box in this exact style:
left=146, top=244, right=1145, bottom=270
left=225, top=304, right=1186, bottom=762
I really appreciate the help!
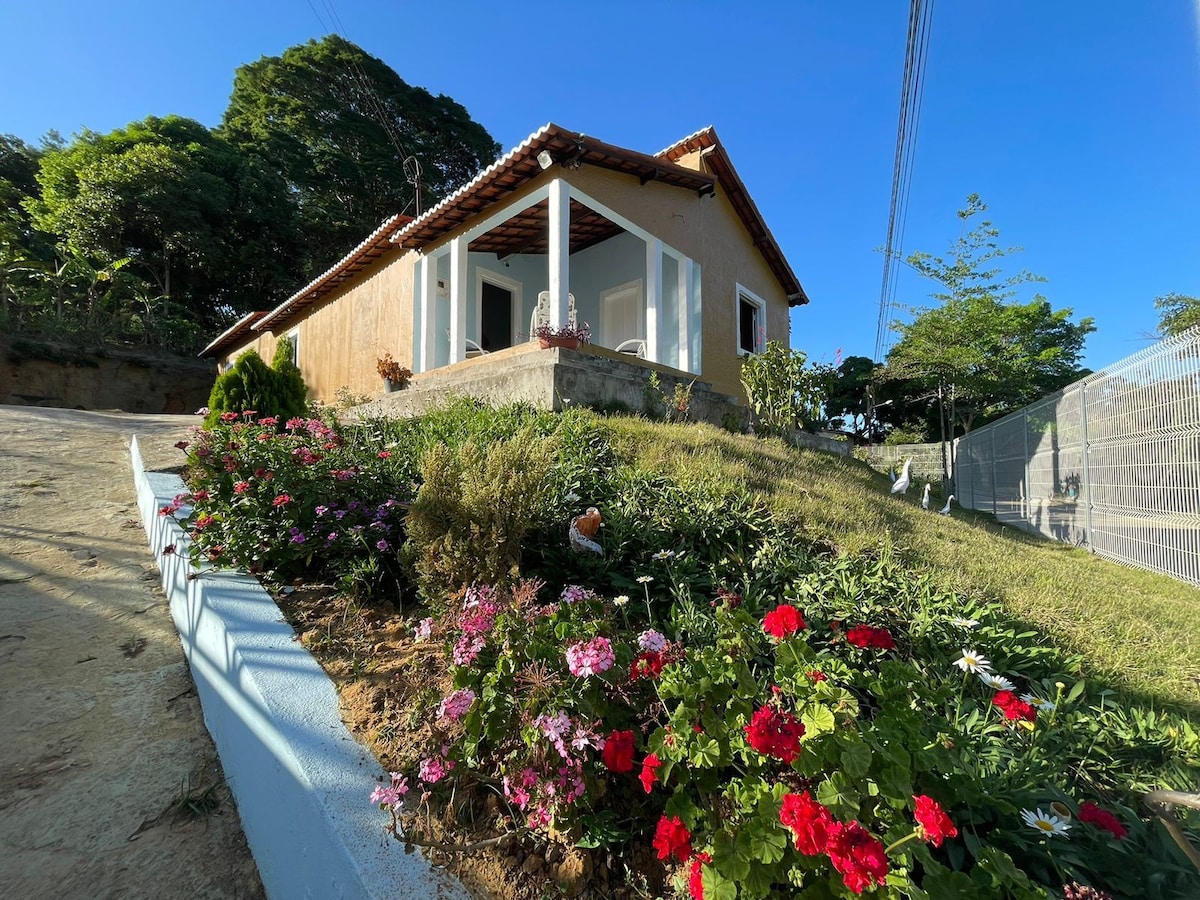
left=218, top=247, right=418, bottom=403
left=217, top=155, right=793, bottom=403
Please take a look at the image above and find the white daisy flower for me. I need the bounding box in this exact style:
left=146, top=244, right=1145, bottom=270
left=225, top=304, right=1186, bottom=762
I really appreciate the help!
left=636, top=575, right=654, bottom=584
left=978, top=672, right=1015, bottom=691
left=950, top=617, right=979, bottom=629
left=1021, top=808, right=1071, bottom=837
left=613, top=595, right=630, bottom=607
left=565, top=491, right=581, bottom=503
left=652, top=549, right=676, bottom=560
left=1021, top=693, right=1056, bottom=711
left=954, top=649, right=991, bottom=674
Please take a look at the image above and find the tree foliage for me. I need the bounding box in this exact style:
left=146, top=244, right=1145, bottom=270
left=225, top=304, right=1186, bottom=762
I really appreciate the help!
left=221, top=35, right=501, bottom=272
left=26, top=115, right=301, bottom=338
left=884, top=196, right=1094, bottom=434
left=1154, top=293, right=1200, bottom=338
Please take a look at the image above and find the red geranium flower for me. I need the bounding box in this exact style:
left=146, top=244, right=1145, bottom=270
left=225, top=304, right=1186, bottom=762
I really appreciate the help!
left=806, top=670, right=828, bottom=682
left=763, top=604, right=806, bottom=639
left=779, top=791, right=835, bottom=855
left=233, top=481, right=251, bottom=494
left=631, top=651, right=664, bottom=680
left=688, top=851, right=712, bottom=899
left=652, top=815, right=692, bottom=863
left=846, top=625, right=894, bottom=649
left=219, top=412, right=239, bottom=423
left=744, top=706, right=805, bottom=764
left=639, top=753, right=661, bottom=793
left=845, top=625, right=873, bottom=648
left=826, top=820, right=889, bottom=894
left=913, top=794, right=958, bottom=847
left=601, top=729, right=635, bottom=773
left=1078, top=801, right=1127, bottom=840
left=992, top=690, right=1037, bottom=722
left=272, top=494, right=292, bottom=507
left=869, top=628, right=895, bottom=649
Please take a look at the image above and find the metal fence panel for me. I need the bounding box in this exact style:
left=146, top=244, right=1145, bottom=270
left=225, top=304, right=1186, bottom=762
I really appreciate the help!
left=953, top=326, right=1200, bottom=586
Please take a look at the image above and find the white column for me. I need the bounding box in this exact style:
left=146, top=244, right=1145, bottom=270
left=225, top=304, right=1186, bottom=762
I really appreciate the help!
left=547, top=178, right=571, bottom=329
left=645, top=238, right=662, bottom=363
left=449, top=237, right=467, bottom=365
left=677, top=256, right=694, bottom=373
left=418, top=256, right=436, bottom=373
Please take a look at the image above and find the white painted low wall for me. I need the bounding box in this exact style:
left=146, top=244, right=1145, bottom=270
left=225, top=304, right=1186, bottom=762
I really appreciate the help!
left=130, top=437, right=467, bottom=900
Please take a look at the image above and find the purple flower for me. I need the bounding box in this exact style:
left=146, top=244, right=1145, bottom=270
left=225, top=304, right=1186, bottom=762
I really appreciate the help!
left=375, top=539, right=389, bottom=551
left=638, top=629, right=668, bottom=652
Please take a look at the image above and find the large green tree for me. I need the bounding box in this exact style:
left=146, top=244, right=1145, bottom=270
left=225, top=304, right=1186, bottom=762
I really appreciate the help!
left=884, top=195, right=1094, bottom=435
left=27, top=115, right=301, bottom=340
left=221, top=35, right=501, bottom=272
left=1154, top=293, right=1200, bottom=338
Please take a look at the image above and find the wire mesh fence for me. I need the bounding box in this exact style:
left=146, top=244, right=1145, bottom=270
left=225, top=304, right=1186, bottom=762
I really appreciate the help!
left=954, top=326, right=1200, bottom=586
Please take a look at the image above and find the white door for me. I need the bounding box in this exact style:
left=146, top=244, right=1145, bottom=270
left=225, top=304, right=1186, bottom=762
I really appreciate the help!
left=601, top=280, right=644, bottom=349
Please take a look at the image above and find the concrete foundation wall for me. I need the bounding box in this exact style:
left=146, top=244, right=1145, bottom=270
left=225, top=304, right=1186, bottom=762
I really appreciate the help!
left=353, top=342, right=743, bottom=428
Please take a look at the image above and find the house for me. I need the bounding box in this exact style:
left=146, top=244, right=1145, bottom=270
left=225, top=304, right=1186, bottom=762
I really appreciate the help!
left=200, top=124, right=808, bottom=418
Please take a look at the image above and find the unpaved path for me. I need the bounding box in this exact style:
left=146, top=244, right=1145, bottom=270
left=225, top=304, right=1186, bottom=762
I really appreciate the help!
left=0, top=405, right=263, bottom=899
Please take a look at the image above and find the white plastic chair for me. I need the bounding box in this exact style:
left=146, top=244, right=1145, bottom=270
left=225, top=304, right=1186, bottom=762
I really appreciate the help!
left=613, top=338, right=647, bottom=359
left=446, top=330, right=489, bottom=358
left=530, top=291, right=577, bottom=336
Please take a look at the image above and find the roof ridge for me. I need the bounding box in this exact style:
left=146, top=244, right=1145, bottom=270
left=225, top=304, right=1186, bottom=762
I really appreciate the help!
left=655, top=125, right=716, bottom=159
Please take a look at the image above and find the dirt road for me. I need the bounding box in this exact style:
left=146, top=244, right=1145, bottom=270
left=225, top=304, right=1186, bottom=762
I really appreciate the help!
left=0, top=406, right=263, bottom=899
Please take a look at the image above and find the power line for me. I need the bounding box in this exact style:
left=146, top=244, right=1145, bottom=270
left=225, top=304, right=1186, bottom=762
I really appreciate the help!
left=874, top=0, right=935, bottom=363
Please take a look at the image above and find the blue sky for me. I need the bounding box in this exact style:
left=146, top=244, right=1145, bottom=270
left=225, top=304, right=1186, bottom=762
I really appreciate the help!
left=3, top=1, right=1198, bottom=371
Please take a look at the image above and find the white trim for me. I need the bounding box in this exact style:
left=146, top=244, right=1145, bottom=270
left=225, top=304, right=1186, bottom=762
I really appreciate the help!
left=547, top=179, right=571, bottom=329
left=475, top=267, right=523, bottom=349
left=678, top=257, right=694, bottom=373
left=645, top=239, right=662, bottom=363
left=286, top=327, right=300, bottom=366
left=735, top=283, right=766, bottom=356
left=449, top=238, right=468, bottom=365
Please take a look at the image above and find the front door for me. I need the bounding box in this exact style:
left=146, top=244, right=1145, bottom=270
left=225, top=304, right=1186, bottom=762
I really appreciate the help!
left=480, top=280, right=513, bottom=352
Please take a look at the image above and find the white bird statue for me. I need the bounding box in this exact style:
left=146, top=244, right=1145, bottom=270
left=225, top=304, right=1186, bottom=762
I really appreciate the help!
left=921, top=483, right=931, bottom=510
left=939, top=494, right=955, bottom=515
left=889, top=467, right=897, bottom=483
left=890, top=458, right=913, bottom=495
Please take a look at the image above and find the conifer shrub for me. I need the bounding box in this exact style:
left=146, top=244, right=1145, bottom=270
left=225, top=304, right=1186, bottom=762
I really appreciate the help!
left=205, top=346, right=308, bottom=426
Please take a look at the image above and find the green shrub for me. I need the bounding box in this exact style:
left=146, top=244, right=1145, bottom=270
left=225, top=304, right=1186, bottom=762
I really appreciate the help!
left=404, top=428, right=558, bottom=601
left=205, top=346, right=308, bottom=427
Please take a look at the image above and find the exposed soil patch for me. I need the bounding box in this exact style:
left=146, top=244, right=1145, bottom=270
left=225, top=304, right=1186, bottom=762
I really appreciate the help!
left=275, top=585, right=668, bottom=900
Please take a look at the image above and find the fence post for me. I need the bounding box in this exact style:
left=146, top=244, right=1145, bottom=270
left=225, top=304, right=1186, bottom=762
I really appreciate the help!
left=1079, top=384, right=1093, bottom=553
left=1022, top=410, right=1030, bottom=523
left=990, top=428, right=998, bottom=516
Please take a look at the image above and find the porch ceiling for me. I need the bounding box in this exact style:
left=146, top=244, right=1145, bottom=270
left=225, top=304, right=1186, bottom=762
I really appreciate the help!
left=467, top=198, right=623, bottom=257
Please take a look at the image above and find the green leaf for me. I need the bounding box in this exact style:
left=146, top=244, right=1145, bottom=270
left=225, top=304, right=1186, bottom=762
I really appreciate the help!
left=701, top=865, right=739, bottom=900
left=690, top=734, right=722, bottom=768
left=840, top=739, right=872, bottom=778
left=817, top=772, right=861, bottom=819
left=801, top=703, right=836, bottom=737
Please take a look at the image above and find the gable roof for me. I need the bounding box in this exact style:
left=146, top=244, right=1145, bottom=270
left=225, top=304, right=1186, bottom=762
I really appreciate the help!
left=199, top=310, right=271, bottom=359
left=657, top=126, right=808, bottom=305
left=219, top=123, right=807, bottom=350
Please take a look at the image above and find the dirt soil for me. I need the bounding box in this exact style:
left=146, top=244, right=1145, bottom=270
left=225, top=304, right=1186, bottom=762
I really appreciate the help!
left=0, top=405, right=263, bottom=900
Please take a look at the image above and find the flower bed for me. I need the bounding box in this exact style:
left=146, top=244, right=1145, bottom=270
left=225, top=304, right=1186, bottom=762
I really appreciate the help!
left=166, top=401, right=1200, bottom=899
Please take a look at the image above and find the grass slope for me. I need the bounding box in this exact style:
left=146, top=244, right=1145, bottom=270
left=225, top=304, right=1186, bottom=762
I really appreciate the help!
left=604, top=417, right=1200, bottom=712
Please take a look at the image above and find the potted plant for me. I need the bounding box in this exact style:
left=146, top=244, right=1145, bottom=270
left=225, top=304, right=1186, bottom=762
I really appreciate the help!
left=376, top=353, right=412, bottom=392
left=534, top=321, right=591, bottom=351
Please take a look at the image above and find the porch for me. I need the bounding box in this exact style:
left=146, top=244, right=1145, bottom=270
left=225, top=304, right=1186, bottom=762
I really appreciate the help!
left=406, top=176, right=702, bottom=376
left=353, top=340, right=741, bottom=427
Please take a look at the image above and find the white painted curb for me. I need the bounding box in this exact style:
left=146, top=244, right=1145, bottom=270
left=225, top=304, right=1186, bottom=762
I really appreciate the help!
left=130, top=437, right=468, bottom=900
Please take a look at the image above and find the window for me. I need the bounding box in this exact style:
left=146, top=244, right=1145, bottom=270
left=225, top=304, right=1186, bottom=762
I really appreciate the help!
left=736, top=285, right=765, bottom=355
left=286, top=329, right=300, bottom=365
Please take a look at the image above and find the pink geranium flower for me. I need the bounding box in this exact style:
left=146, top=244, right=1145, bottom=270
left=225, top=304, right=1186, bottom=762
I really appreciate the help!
left=565, top=637, right=615, bottom=677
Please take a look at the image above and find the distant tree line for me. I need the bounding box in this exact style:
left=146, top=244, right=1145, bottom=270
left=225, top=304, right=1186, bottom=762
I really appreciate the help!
left=0, top=35, right=500, bottom=354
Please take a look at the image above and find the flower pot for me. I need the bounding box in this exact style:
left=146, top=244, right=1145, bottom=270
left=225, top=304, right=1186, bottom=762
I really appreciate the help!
left=383, top=377, right=405, bottom=392
left=539, top=336, right=580, bottom=350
